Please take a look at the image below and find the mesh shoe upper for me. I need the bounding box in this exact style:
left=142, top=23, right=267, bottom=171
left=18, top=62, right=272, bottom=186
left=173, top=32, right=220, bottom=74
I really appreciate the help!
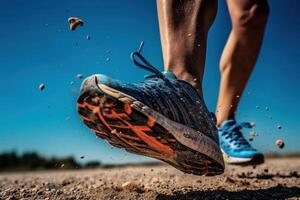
left=218, top=120, right=262, bottom=158
left=95, top=43, right=218, bottom=143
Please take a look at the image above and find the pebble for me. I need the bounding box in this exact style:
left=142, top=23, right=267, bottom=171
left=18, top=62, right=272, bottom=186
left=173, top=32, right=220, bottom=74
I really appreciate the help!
left=68, top=17, right=84, bottom=31
left=275, top=139, right=285, bottom=149
left=265, top=106, right=269, bottom=111
left=39, top=83, right=45, bottom=91
left=76, top=74, right=83, bottom=79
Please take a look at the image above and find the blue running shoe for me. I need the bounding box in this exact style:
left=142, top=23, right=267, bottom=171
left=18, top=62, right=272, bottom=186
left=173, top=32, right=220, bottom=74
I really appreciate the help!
left=218, top=120, right=264, bottom=165
left=77, top=42, right=224, bottom=175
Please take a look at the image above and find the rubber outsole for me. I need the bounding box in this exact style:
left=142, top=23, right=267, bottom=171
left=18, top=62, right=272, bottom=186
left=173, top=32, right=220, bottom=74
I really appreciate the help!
left=77, top=77, right=224, bottom=176
left=222, top=150, right=264, bottom=166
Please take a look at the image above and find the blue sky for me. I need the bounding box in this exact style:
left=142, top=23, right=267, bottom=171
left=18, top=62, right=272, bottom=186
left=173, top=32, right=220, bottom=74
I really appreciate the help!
left=0, top=0, right=299, bottom=164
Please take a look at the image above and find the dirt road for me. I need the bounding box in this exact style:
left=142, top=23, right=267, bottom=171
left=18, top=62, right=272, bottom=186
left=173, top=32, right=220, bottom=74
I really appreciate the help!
left=1, top=158, right=300, bottom=200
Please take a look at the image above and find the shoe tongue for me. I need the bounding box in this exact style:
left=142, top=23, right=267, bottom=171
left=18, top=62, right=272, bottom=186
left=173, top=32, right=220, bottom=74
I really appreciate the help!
left=162, top=71, right=177, bottom=79
left=220, top=119, right=237, bottom=129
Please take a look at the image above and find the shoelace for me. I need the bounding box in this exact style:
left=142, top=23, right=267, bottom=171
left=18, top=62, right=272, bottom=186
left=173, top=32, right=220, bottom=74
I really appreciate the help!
left=222, top=122, right=253, bottom=148
left=130, top=41, right=167, bottom=81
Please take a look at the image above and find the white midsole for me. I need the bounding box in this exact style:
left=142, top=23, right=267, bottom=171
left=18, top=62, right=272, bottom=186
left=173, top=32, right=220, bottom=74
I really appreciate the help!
left=221, top=149, right=252, bottom=163
left=98, top=83, right=224, bottom=167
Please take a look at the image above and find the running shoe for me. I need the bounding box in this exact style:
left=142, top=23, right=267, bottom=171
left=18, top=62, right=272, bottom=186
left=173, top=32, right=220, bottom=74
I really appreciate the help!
left=218, top=119, right=264, bottom=165
left=77, top=42, right=224, bottom=175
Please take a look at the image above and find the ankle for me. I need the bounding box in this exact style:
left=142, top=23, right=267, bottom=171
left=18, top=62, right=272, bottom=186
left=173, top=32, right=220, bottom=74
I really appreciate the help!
left=216, top=112, right=236, bottom=127
left=175, top=70, right=203, bottom=97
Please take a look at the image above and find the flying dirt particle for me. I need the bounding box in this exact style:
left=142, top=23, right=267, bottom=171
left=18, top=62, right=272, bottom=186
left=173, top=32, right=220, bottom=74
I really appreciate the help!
left=70, top=81, right=74, bottom=85
left=250, top=122, right=256, bottom=127
left=256, top=106, right=260, bottom=109
left=68, top=17, right=84, bottom=31
left=106, top=50, right=111, bottom=54
left=61, top=164, right=65, bottom=168
left=275, top=139, right=285, bottom=149
left=249, top=137, right=254, bottom=142
left=106, top=58, right=111, bottom=62
left=76, top=73, right=83, bottom=79
left=265, top=106, right=269, bottom=111
left=39, top=83, right=45, bottom=91
left=277, top=125, right=283, bottom=130
left=193, top=78, right=197, bottom=82
left=86, top=35, right=91, bottom=40
left=249, top=131, right=257, bottom=137
left=236, top=95, right=240, bottom=98
left=80, top=155, right=85, bottom=159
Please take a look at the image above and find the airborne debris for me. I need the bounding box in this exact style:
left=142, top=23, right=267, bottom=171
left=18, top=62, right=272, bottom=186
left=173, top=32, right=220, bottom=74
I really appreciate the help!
left=68, top=17, right=84, bottom=31
left=86, top=35, right=91, bottom=40
left=275, top=139, right=285, bottom=149
left=70, top=81, right=74, bottom=85
left=76, top=74, right=83, bottom=79
left=39, top=83, right=45, bottom=91
left=106, top=58, right=111, bottom=62
left=80, top=155, right=85, bottom=159
left=265, top=106, right=269, bottom=111
left=277, top=125, right=282, bottom=130
left=256, top=106, right=260, bottom=109
left=249, top=131, right=257, bottom=137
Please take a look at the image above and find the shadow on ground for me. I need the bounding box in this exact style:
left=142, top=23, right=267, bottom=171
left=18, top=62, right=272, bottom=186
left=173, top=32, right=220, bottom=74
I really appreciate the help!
left=156, top=186, right=300, bottom=200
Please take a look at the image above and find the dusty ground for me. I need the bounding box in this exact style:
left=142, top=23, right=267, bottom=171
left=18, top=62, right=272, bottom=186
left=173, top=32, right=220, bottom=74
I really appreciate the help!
left=0, top=158, right=300, bottom=200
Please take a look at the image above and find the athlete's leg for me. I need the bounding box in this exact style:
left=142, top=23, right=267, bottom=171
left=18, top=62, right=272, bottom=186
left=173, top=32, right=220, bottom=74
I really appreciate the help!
left=157, top=0, right=217, bottom=96
left=216, top=0, right=269, bottom=126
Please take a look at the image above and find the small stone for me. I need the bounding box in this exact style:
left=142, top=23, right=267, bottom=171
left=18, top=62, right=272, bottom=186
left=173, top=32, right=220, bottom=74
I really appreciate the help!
left=39, top=83, right=45, bottom=91
left=275, top=139, right=284, bottom=149
left=249, top=131, right=257, bottom=137
left=265, top=106, right=269, bottom=111
left=225, top=177, right=235, bottom=183
left=76, top=73, right=83, bottom=79
left=68, top=17, right=84, bottom=31
left=121, top=181, right=132, bottom=188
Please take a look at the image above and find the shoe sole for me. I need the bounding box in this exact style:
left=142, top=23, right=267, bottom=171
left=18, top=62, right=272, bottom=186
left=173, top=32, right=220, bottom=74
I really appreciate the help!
left=222, top=150, right=264, bottom=165
left=77, top=77, right=224, bottom=176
